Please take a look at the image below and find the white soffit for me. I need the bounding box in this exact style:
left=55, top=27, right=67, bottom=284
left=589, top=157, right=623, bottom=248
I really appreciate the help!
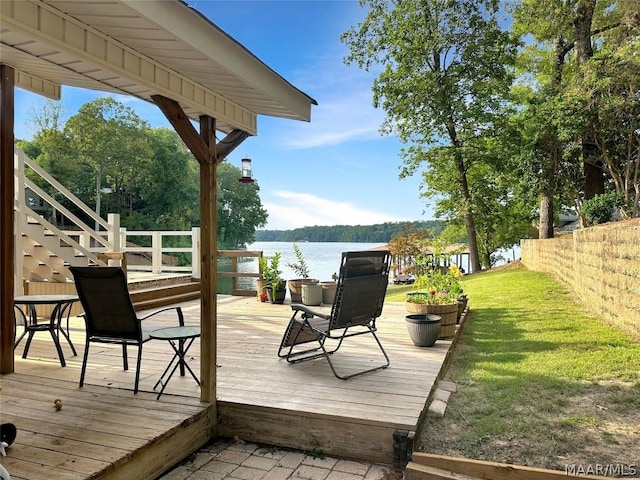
left=0, top=0, right=316, bottom=135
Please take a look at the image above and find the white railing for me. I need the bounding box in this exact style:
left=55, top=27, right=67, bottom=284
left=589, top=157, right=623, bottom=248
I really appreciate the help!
left=15, top=147, right=203, bottom=281
left=121, top=228, right=201, bottom=277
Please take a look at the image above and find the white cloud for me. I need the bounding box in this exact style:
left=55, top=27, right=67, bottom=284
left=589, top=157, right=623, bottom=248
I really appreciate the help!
left=282, top=90, right=386, bottom=149
left=263, top=191, right=400, bottom=230
left=272, top=48, right=388, bottom=149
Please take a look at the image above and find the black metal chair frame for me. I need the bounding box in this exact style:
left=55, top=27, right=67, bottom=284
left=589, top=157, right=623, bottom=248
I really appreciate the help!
left=277, top=250, right=391, bottom=380
left=13, top=300, right=77, bottom=366
left=70, top=266, right=184, bottom=394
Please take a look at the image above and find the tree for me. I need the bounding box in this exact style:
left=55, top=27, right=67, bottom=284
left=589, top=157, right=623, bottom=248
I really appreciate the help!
left=24, top=97, right=269, bottom=249
left=342, top=0, right=517, bottom=273
left=216, top=161, right=268, bottom=248
left=511, top=0, right=635, bottom=234
left=565, top=39, right=640, bottom=217
left=139, top=128, right=199, bottom=229
left=63, top=98, right=153, bottom=225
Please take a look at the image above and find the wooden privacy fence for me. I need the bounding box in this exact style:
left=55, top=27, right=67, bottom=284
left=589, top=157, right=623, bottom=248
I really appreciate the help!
left=520, top=218, right=640, bottom=340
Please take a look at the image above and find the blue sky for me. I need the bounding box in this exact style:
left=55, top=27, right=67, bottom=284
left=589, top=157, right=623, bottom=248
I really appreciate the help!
left=14, top=0, right=434, bottom=230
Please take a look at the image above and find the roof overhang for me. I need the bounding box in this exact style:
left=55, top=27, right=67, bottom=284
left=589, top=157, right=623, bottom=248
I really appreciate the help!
left=0, top=0, right=316, bottom=135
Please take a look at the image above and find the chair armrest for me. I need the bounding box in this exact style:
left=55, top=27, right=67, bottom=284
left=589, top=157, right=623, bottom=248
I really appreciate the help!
left=290, top=304, right=330, bottom=320
left=139, top=306, right=185, bottom=326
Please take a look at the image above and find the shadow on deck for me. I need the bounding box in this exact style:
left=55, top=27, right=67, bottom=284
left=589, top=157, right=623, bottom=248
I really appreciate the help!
left=1, top=296, right=466, bottom=479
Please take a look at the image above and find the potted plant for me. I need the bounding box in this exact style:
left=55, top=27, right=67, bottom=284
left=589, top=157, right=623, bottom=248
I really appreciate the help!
left=286, top=244, right=319, bottom=303
left=260, top=253, right=287, bottom=304
left=405, top=313, right=442, bottom=347
left=405, top=264, right=464, bottom=338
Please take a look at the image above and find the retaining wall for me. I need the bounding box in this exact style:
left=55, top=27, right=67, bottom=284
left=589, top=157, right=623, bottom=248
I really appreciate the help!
left=521, top=218, right=640, bottom=339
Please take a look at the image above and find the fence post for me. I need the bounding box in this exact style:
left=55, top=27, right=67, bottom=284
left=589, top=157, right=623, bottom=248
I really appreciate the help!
left=152, top=231, right=162, bottom=274
left=120, top=228, right=127, bottom=254
left=108, top=213, right=121, bottom=252
left=192, top=227, right=200, bottom=279
left=14, top=149, right=24, bottom=295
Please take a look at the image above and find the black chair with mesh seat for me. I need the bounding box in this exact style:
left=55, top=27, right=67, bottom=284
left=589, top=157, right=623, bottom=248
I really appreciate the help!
left=277, top=250, right=391, bottom=380
left=70, top=266, right=184, bottom=394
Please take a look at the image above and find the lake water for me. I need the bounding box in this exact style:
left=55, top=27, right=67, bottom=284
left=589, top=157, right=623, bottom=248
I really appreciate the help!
left=217, top=241, right=384, bottom=293
left=217, top=241, right=521, bottom=293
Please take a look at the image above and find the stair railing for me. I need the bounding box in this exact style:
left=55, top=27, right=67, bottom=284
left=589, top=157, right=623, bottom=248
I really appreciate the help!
left=14, top=148, right=122, bottom=288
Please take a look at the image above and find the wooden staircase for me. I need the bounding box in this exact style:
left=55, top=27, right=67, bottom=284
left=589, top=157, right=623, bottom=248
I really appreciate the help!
left=21, top=221, right=96, bottom=283
left=16, top=148, right=200, bottom=309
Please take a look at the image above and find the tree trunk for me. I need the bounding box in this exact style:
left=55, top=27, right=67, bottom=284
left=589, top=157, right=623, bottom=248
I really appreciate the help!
left=537, top=36, right=565, bottom=238
left=538, top=195, right=554, bottom=239
left=453, top=151, right=481, bottom=273
left=575, top=0, right=604, bottom=199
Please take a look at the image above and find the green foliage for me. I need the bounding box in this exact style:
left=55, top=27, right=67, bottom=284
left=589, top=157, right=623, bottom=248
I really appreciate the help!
left=22, top=97, right=267, bottom=249
left=581, top=192, right=624, bottom=225
left=256, top=221, right=445, bottom=243
left=287, top=244, right=311, bottom=278
left=259, top=252, right=284, bottom=296
left=417, top=266, right=640, bottom=465
left=410, top=263, right=464, bottom=305
left=342, top=0, right=519, bottom=272
left=308, top=449, right=325, bottom=460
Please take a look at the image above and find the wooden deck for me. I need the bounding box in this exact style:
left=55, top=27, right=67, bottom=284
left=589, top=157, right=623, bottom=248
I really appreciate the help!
left=1, top=296, right=459, bottom=479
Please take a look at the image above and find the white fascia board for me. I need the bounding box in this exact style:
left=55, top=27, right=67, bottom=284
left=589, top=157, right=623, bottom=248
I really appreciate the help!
left=1, top=0, right=257, bottom=134
left=13, top=61, right=61, bottom=99
left=122, top=0, right=316, bottom=122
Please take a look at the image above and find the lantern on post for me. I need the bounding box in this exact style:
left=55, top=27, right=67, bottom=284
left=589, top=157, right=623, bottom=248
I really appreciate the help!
left=238, top=157, right=255, bottom=184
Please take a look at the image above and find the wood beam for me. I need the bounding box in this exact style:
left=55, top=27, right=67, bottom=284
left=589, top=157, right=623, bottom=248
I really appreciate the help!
left=199, top=115, right=217, bottom=409
left=216, top=130, right=251, bottom=161
left=0, top=64, right=15, bottom=374
left=152, top=95, right=209, bottom=164
left=153, top=95, right=250, bottom=165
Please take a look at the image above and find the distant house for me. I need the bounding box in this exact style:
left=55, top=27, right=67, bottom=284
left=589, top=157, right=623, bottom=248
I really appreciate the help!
left=556, top=213, right=580, bottom=234
left=25, top=187, right=52, bottom=219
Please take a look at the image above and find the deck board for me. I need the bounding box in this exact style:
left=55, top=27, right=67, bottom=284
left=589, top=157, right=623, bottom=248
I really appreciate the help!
left=1, top=295, right=458, bottom=479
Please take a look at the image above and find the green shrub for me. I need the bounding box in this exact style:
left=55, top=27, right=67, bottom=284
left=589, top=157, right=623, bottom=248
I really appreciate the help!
left=581, top=192, right=623, bottom=225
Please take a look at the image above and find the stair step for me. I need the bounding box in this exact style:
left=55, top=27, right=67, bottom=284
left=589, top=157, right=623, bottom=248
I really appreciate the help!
left=130, top=281, right=201, bottom=312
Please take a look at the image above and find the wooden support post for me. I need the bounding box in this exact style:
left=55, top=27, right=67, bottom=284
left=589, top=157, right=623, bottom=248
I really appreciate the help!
left=0, top=64, right=15, bottom=374
left=393, top=430, right=414, bottom=468
left=152, top=94, right=249, bottom=430
left=199, top=115, right=217, bottom=410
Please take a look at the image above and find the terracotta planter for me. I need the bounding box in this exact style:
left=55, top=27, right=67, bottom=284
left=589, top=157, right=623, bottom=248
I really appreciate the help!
left=320, top=281, right=337, bottom=304
left=255, top=279, right=268, bottom=302
left=405, top=314, right=441, bottom=347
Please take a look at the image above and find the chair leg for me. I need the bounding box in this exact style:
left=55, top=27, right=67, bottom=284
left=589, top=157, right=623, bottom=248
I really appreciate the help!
left=21, top=331, right=35, bottom=359
left=48, top=327, right=67, bottom=367
left=325, top=327, right=390, bottom=380
left=79, top=339, right=90, bottom=388
left=134, top=345, right=142, bottom=394
left=122, top=343, right=129, bottom=370
left=13, top=307, right=28, bottom=349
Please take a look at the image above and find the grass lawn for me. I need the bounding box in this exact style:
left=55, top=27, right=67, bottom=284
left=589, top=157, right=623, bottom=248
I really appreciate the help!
left=387, top=263, right=640, bottom=475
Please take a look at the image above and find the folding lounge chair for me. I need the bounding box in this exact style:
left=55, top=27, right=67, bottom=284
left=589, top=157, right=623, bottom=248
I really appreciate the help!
left=278, top=250, right=391, bottom=380
left=70, top=266, right=184, bottom=394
